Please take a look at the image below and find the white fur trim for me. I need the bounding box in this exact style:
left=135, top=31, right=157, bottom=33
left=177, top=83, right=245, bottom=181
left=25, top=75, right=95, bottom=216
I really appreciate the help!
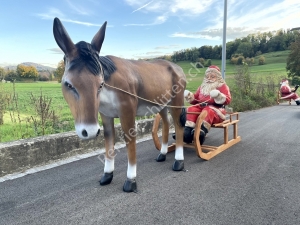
left=185, top=121, right=195, bottom=128
left=214, top=93, right=226, bottom=104
left=184, top=90, right=190, bottom=97
left=206, top=67, right=222, bottom=78
left=210, top=90, right=220, bottom=98
left=208, top=106, right=226, bottom=120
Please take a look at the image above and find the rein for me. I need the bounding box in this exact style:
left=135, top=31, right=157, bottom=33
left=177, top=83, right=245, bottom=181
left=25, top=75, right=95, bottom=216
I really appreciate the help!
left=102, top=82, right=209, bottom=108
left=99, top=61, right=209, bottom=108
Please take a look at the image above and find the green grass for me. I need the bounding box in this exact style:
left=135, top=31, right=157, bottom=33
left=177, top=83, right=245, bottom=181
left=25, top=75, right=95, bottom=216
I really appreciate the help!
left=0, top=50, right=291, bottom=142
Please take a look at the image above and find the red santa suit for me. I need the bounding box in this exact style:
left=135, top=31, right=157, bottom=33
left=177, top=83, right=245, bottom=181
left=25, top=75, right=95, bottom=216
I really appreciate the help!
left=280, top=79, right=300, bottom=102
left=186, top=83, right=231, bottom=130
left=185, top=66, right=231, bottom=130
left=182, top=65, right=231, bottom=144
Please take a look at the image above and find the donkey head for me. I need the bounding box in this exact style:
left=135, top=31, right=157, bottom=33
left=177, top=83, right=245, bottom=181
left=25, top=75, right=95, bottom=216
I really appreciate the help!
left=53, top=17, right=107, bottom=140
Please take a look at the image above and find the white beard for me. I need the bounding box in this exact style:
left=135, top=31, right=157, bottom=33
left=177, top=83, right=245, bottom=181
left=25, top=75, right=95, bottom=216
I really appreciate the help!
left=200, top=80, right=220, bottom=95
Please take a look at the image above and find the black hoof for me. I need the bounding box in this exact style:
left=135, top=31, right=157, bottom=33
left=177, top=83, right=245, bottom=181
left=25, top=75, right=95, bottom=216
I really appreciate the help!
left=172, top=160, right=184, bottom=171
left=99, top=172, right=113, bottom=186
left=156, top=153, right=166, bottom=162
left=123, top=178, right=137, bottom=193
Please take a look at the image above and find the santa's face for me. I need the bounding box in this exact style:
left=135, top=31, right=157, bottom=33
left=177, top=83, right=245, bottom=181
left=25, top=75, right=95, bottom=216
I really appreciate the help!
left=205, top=72, right=217, bottom=83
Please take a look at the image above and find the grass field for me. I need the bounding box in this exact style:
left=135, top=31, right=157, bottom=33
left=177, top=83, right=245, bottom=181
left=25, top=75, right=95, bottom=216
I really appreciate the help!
left=0, top=50, right=290, bottom=143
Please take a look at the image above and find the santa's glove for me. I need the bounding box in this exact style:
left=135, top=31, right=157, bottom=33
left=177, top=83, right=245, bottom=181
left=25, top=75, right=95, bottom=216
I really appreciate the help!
left=210, top=90, right=220, bottom=98
left=184, top=90, right=194, bottom=102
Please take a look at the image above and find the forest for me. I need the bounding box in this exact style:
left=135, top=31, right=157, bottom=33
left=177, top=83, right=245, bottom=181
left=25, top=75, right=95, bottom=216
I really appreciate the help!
left=154, top=29, right=299, bottom=64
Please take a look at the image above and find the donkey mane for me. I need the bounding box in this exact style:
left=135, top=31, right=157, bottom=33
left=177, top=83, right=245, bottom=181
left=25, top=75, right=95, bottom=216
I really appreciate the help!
left=70, top=41, right=116, bottom=81
left=99, top=56, right=117, bottom=81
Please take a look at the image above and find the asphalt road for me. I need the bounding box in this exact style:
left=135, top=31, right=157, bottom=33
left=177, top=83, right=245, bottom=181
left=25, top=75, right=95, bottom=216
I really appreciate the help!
left=0, top=103, right=300, bottom=225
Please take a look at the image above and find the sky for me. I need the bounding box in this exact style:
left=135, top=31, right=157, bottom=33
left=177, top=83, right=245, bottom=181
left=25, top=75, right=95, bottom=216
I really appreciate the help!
left=1, top=0, right=300, bottom=68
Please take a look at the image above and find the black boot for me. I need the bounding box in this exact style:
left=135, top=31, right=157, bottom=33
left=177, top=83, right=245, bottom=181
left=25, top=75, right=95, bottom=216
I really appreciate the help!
left=199, top=124, right=209, bottom=145
left=296, top=100, right=300, bottom=105
left=183, top=126, right=194, bottom=143
left=172, top=132, right=176, bottom=140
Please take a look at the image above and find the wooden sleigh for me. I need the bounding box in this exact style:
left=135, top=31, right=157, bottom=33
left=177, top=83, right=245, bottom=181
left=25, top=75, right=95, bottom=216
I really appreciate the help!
left=277, top=90, right=292, bottom=105
left=152, top=110, right=241, bottom=160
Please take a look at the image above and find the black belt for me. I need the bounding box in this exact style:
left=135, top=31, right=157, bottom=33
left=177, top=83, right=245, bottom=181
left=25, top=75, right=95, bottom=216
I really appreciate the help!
left=199, top=103, right=225, bottom=108
left=199, top=103, right=208, bottom=107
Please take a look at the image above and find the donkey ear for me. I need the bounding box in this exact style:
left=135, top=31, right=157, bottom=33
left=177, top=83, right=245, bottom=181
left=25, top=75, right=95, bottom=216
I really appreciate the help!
left=53, top=17, right=76, bottom=56
left=91, top=21, right=107, bottom=54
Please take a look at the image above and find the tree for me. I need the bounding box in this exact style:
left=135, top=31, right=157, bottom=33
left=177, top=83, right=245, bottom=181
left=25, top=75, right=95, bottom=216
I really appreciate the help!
left=54, top=60, right=65, bottom=83
left=0, top=67, right=5, bottom=80
left=286, top=34, right=300, bottom=84
left=236, top=42, right=253, bottom=58
left=5, top=70, right=18, bottom=82
left=16, top=65, right=38, bottom=80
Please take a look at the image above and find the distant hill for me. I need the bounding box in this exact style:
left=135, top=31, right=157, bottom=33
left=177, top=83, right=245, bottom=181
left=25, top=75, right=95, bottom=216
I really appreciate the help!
left=4, top=62, right=55, bottom=72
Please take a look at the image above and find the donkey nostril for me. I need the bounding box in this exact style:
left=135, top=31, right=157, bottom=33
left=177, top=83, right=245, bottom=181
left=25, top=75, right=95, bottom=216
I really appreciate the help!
left=96, top=129, right=100, bottom=137
left=82, top=129, right=88, bottom=137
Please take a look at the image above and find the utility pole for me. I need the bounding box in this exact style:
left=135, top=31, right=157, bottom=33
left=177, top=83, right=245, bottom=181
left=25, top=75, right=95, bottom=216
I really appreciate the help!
left=221, top=0, right=227, bottom=80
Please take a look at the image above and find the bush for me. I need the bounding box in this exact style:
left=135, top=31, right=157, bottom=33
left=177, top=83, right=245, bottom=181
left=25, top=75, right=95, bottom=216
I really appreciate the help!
left=258, top=56, right=265, bottom=65
left=204, top=59, right=212, bottom=67
left=39, top=74, right=50, bottom=81
left=229, top=64, right=277, bottom=112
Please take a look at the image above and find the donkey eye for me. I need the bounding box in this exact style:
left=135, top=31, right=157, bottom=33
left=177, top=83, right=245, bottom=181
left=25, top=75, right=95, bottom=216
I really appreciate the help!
left=98, top=82, right=104, bottom=92
left=64, top=81, right=75, bottom=90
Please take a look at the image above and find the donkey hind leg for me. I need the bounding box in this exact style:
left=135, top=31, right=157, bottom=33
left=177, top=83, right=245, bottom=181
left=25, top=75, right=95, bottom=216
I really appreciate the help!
left=120, top=111, right=138, bottom=193
left=156, top=108, right=170, bottom=162
left=170, top=107, right=185, bottom=171
left=99, top=114, right=115, bottom=186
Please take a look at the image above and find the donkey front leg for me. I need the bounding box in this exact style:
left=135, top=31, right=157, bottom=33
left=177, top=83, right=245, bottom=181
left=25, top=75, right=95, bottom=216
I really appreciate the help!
left=120, top=114, right=138, bottom=193
left=99, top=114, right=115, bottom=186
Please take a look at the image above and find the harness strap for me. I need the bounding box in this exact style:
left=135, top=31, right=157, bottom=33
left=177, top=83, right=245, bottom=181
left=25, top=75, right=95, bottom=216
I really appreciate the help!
left=102, top=82, right=209, bottom=108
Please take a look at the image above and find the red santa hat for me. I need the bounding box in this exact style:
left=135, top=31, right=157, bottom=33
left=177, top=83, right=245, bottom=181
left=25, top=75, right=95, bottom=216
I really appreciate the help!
left=205, top=65, right=222, bottom=79
left=280, top=78, right=288, bottom=85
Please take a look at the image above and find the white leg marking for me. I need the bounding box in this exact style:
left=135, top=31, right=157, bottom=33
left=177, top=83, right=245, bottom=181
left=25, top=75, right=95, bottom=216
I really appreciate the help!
left=104, top=157, right=114, bottom=173
left=127, top=162, right=137, bottom=179
left=160, top=143, right=168, bottom=155
left=175, top=146, right=184, bottom=160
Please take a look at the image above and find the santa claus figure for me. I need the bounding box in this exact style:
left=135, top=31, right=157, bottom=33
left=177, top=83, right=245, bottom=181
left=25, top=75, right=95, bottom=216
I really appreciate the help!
left=280, top=79, right=300, bottom=105
left=182, top=65, right=231, bottom=144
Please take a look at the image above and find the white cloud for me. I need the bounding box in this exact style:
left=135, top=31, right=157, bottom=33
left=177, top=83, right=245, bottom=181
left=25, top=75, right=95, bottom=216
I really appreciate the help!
left=48, top=48, right=64, bottom=54
left=37, top=8, right=111, bottom=27
left=132, top=0, right=154, bottom=13
left=165, top=0, right=300, bottom=41
left=155, top=45, right=180, bottom=49
left=65, top=0, right=90, bottom=15
left=124, top=14, right=168, bottom=26
left=170, top=27, right=269, bottom=40
left=124, top=0, right=215, bottom=26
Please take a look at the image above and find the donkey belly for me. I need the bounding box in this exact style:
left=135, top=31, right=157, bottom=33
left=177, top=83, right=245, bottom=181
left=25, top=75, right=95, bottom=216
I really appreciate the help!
left=136, top=102, right=169, bottom=117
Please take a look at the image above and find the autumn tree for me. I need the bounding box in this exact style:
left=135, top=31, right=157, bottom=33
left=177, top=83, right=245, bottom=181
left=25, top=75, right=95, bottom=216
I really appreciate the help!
left=54, top=60, right=65, bottom=83
left=16, top=65, right=38, bottom=80
left=286, top=34, right=300, bottom=84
